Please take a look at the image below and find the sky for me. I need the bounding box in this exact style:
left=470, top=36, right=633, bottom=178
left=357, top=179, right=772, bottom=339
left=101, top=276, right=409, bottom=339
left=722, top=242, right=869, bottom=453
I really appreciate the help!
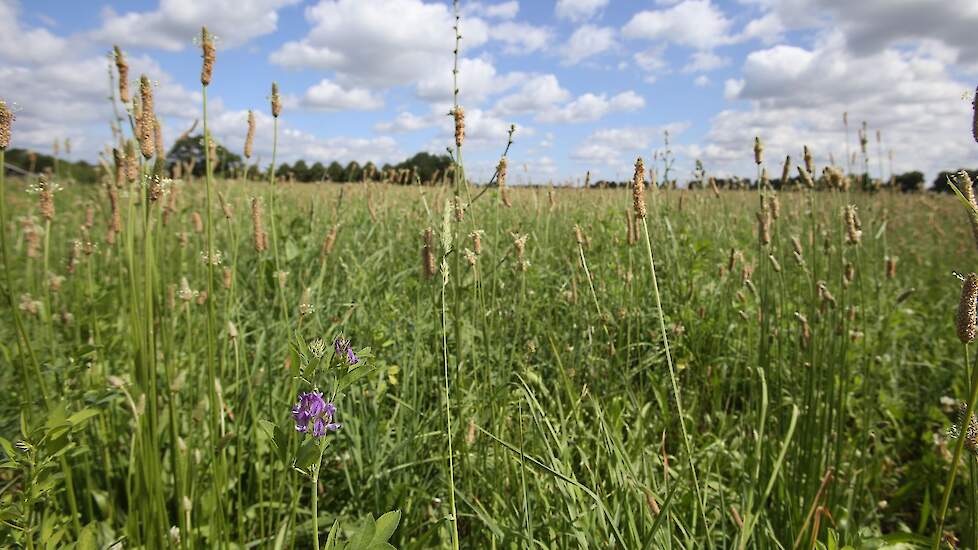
left=2, top=0, right=977, bottom=185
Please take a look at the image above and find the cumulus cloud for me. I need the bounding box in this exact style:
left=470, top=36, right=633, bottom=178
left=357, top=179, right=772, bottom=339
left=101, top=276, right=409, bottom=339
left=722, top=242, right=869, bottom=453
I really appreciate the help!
left=682, top=51, right=730, bottom=73
left=571, top=123, right=690, bottom=169
left=562, top=24, right=616, bottom=65
left=537, top=91, right=645, bottom=124
left=622, top=0, right=734, bottom=50
left=464, top=1, right=519, bottom=20
left=703, top=30, right=972, bottom=179
left=91, top=0, right=300, bottom=50
left=555, top=0, right=609, bottom=22
left=301, top=79, right=384, bottom=111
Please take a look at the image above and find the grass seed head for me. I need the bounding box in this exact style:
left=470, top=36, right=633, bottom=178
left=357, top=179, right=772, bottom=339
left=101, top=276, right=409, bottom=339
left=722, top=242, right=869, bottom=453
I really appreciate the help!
left=271, top=82, right=281, bottom=118
left=453, top=106, right=465, bottom=147
left=114, top=46, right=129, bottom=103
left=422, top=228, right=436, bottom=279
left=753, top=136, right=763, bottom=165
left=200, top=27, right=215, bottom=86
left=632, top=157, right=647, bottom=219
left=957, top=272, right=978, bottom=344
left=0, top=100, right=12, bottom=150
left=244, top=110, right=255, bottom=159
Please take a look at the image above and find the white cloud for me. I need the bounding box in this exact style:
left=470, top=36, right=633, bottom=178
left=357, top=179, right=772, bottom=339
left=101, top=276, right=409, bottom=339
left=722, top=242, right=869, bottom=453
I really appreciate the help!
left=301, top=79, right=384, bottom=111
left=572, top=124, right=689, bottom=167
left=464, top=1, right=520, bottom=20
left=555, top=0, right=609, bottom=22
left=415, top=57, right=526, bottom=103
left=373, top=112, right=435, bottom=133
left=682, top=51, right=730, bottom=73
left=538, top=91, right=645, bottom=124
left=0, top=0, right=70, bottom=63
left=694, top=75, right=710, bottom=87
left=92, top=0, right=300, bottom=50
left=494, top=75, right=571, bottom=115
left=739, top=12, right=785, bottom=45
left=622, top=0, right=734, bottom=50
left=703, top=29, right=972, bottom=180
left=269, top=0, right=490, bottom=88
left=494, top=22, right=553, bottom=54
left=563, top=24, right=616, bottom=65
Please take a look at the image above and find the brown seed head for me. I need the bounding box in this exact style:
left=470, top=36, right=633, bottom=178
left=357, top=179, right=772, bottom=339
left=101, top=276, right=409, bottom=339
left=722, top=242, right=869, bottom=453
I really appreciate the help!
left=885, top=256, right=897, bottom=279
left=321, top=225, right=339, bottom=259
left=453, top=106, right=465, bottom=147
left=422, top=228, right=436, bottom=279
left=953, top=170, right=978, bottom=253
left=753, top=136, right=763, bottom=165
left=38, top=177, right=55, bottom=222
left=797, top=166, right=815, bottom=189
left=958, top=272, right=978, bottom=344
left=844, top=205, right=862, bottom=245
left=271, top=82, right=281, bottom=118
left=114, top=46, right=130, bottom=104
left=154, top=118, right=164, bottom=159
left=200, top=27, right=215, bottom=86
left=125, top=141, right=138, bottom=183
left=780, top=155, right=791, bottom=186
left=251, top=198, right=267, bottom=253
left=803, top=145, right=813, bottom=174
left=0, top=100, right=12, bottom=150
left=632, top=157, right=647, bottom=219
left=138, top=76, right=155, bottom=159
left=244, top=110, right=255, bottom=159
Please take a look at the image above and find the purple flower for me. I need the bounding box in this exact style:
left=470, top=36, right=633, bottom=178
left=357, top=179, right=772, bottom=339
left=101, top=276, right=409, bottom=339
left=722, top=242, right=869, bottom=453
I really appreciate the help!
left=334, top=337, right=359, bottom=365
left=291, top=391, right=340, bottom=437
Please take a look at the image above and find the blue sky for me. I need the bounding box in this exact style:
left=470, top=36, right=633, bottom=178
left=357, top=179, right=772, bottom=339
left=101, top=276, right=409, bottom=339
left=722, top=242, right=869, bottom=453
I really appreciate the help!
left=4, top=0, right=977, bottom=183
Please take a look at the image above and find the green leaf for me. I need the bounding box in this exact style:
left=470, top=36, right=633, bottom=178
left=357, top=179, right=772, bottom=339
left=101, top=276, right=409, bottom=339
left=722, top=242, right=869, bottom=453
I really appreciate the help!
left=67, top=409, right=99, bottom=429
left=0, top=436, right=14, bottom=459
left=347, top=515, right=376, bottom=549
left=285, top=239, right=300, bottom=261
left=372, top=510, right=400, bottom=543
left=324, top=520, right=340, bottom=550
left=294, top=438, right=321, bottom=470
left=336, top=364, right=383, bottom=394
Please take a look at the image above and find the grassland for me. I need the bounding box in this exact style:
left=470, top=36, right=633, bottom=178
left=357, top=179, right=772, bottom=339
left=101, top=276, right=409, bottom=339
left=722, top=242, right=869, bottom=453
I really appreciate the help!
left=2, top=166, right=977, bottom=548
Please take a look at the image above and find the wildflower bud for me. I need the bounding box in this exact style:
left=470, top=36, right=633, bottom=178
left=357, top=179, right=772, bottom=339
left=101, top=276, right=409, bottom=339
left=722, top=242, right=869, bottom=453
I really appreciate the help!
left=200, top=27, right=215, bottom=86
left=957, top=272, right=978, bottom=344
left=632, top=157, right=647, bottom=219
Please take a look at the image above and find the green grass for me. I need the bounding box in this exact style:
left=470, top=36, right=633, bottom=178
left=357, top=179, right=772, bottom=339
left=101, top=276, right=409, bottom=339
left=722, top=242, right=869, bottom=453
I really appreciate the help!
left=2, top=175, right=976, bottom=548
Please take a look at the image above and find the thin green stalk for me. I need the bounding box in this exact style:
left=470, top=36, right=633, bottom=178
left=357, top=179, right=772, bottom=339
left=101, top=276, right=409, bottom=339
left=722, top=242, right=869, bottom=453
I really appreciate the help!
left=639, top=216, right=709, bottom=545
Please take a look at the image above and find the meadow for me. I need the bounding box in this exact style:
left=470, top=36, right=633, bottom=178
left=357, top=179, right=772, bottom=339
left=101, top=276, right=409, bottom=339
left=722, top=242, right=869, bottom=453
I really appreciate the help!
left=3, top=21, right=978, bottom=550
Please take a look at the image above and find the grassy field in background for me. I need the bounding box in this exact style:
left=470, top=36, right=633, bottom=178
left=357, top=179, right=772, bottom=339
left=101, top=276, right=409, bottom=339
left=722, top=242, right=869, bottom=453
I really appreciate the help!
left=2, top=176, right=975, bottom=548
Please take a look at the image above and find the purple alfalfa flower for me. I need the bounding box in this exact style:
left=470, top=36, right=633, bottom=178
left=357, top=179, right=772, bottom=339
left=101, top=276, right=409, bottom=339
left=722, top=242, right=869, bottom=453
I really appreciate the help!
left=292, top=391, right=340, bottom=437
left=334, top=337, right=359, bottom=365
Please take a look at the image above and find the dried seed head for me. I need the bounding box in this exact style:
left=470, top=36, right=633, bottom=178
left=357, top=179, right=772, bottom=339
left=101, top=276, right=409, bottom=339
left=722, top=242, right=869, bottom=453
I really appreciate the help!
left=125, top=141, right=138, bottom=183
left=154, top=118, right=164, bottom=159
left=756, top=206, right=771, bottom=246
left=222, top=267, right=232, bottom=289
left=843, top=262, right=855, bottom=287
left=244, top=110, right=255, bottom=159
left=321, top=225, right=338, bottom=259
left=803, top=145, right=813, bottom=174
left=454, top=195, right=464, bottom=222
left=573, top=224, right=585, bottom=246
left=469, top=230, right=483, bottom=255
left=251, top=198, right=267, bottom=253
left=0, top=100, right=12, bottom=150
left=632, top=157, right=646, bottom=219
left=452, top=106, right=465, bottom=147
left=753, top=136, right=763, bottom=165
left=795, top=312, right=811, bottom=348
left=114, top=46, right=130, bottom=104
left=957, top=272, right=978, bottom=344
left=767, top=194, right=780, bottom=220
left=191, top=212, right=203, bottom=234
left=38, top=177, right=55, bottom=222
left=780, top=155, right=791, bottom=186
left=138, top=76, right=156, bottom=159
left=270, top=82, right=281, bottom=118
left=512, top=232, right=529, bottom=272
left=200, top=27, right=215, bottom=86
left=844, top=205, right=862, bottom=245
left=768, top=254, right=781, bottom=273
left=797, top=166, right=815, bottom=189
left=885, top=256, right=897, bottom=279
left=422, top=228, right=436, bottom=279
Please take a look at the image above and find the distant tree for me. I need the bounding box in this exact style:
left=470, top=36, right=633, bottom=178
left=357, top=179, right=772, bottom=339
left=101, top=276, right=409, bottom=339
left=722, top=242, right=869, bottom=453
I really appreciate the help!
left=292, top=159, right=309, bottom=182
left=167, top=133, right=242, bottom=177
left=5, top=148, right=99, bottom=184
left=275, top=162, right=291, bottom=180
left=344, top=160, right=362, bottom=182
left=363, top=161, right=378, bottom=181
left=396, top=152, right=451, bottom=183
left=894, top=171, right=925, bottom=193
left=309, top=161, right=326, bottom=182
left=326, top=161, right=344, bottom=182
